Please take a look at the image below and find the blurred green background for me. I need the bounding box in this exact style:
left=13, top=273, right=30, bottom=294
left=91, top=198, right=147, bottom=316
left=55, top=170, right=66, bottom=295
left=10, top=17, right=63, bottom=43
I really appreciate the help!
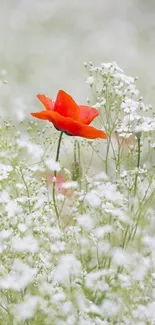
left=0, top=0, right=155, bottom=119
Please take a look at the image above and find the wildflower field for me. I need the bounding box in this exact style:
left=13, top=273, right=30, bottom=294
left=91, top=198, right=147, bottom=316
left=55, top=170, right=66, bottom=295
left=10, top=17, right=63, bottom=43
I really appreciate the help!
left=1, top=60, right=155, bottom=325
left=1, top=1, right=155, bottom=324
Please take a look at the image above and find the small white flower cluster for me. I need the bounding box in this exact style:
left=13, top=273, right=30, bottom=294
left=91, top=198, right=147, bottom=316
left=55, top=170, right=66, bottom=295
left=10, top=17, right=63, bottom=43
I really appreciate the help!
left=86, top=61, right=155, bottom=138
left=0, top=163, right=13, bottom=181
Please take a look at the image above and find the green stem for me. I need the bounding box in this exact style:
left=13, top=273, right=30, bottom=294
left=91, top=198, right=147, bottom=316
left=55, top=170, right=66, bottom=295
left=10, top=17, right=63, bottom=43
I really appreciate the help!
left=52, top=131, right=63, bottom=226
left=105, top=135, right=111, bottom=174
left=74, top=140, right=77, bottom=163
left=134, top=137, right=141, bottom=196
left=77, top=141, right=82, bottom=191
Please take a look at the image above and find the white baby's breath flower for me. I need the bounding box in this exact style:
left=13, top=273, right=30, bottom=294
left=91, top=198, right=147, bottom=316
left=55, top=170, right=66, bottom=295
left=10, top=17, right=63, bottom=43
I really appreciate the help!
left=99, top=182, right=124, bottom=203
left=12, top=295, right=39, bottom=320
left=45, top=157, right=61, bottom=172
left=0, top=190, right=10, bottom=203
left=5, top=200, right=22, bottom=218
left=86, top=76, right=94, bottom=86
left=11, top=235, right=39, bottom=253
left=134, top=116, right=155, bottom=133
left=0, top=229, right=13, bottom=239
left=120, top=170, right=128, bottom=178
left=94, top=98, right=106, bottom=109
left=52, top=254, right=81, bottom=285
left=77, top=214, right=95, bottom=231
left=18, top=223, right=28, bottom=233
left=112, top=247, right=131, bottom=267
left=61, top=181, right=77, bottom=189
left=101, top=300, right=120, bottom=317
left=131, top=257, right=151, bottom=281
left=0, top=259, right=37, bottom=290
left=0, top=163, right=13, bottom=180
left=93, top=225, right=113, bottom=239
left=102, top=61, right=123, bottom=74
left=93, top=102, right=102, bottom=109
left=85, top=190, right=101, bottom=208
left=51, top=241, right=66, bottom=254
left=121, top=98, right=139, bottom=113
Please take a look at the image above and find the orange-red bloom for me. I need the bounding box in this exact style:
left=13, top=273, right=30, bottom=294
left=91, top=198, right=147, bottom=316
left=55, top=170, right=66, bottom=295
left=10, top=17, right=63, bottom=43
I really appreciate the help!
left=31, top=90, right=107, bottom=139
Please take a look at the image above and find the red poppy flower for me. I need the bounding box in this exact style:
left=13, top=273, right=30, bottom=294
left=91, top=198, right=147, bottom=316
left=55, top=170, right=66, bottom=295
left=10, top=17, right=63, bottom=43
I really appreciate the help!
left=31, top=90, right=107, bottom=139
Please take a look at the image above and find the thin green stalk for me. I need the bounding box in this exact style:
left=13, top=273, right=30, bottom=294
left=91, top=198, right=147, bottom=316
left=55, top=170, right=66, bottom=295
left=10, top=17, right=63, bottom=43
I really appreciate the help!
left=73, top=140, right=83, bottom=214
left=134, top=136, right=141, bottom=196
left=74, top=140, right=77, bottom=163
left=105, top=136, right=111, bottom=174
left=77, top=141, right=84, bottom=215
left=52, top=131, right=63, bottom=227
left=77, top=141, right=82, bottom=191
left=72, top=140, right=82, bottom=183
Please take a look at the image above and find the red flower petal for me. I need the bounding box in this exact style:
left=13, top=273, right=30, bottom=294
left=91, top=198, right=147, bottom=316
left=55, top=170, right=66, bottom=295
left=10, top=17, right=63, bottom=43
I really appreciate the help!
left=54, top=90, right=80, bottom=120
left=37, top=94, right=54, bottom=111
left=79, top=105, right=99, bottom=125
left=31, top=110, right=107, bottom=139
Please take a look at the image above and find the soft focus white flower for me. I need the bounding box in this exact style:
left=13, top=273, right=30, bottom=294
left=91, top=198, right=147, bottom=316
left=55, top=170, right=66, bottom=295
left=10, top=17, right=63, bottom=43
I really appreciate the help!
left=0, top=229, right=13, bottom=239
left=0, top=259, right=37, bottom=290
left=102, top=300, right=120, bottom=317
left=93, top=225, right=113, bottom=239
left=45, top=157, right=61, bottom=172
left=12, top=295, right=39, bottom=320
left=0, top=190, right=10, bottom=203
left=112, top=247, right=131, bottom=266
left=5, top=200, right=22, bottom=218
left=11, top=235, right=39, bottom=253
left=17, top=223, right=28, bottom=233
left=52, top=254, right=81, bottom=285
left=77, top=214, right=95, bottom=231
left=86, top=76, right=94, bottom=86
left=61, top=181, right=77, bottom=189
left=0, top=163, right=13, bottom=181
left=85, top=190, right=101, bottom=208
left=121, top=98, right=139, bottom=113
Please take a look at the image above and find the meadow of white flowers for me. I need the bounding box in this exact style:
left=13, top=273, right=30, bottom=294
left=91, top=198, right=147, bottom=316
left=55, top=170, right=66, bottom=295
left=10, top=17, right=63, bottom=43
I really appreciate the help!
left=0, top=60, right=155, bottom=324
left=0, top=0, right=155, bottom=324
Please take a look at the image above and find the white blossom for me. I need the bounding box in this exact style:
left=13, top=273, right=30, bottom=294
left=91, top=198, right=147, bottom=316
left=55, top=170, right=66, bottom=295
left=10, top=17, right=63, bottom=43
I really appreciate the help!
left=5, top=200, right=22, bottom=218
left=11, top=235, right=39, bottom=253
left=0, top=259, right=37, bottom=290
left=86, top=76, right=94, bottom=86
left=52, top=255, right=81, bottom=285
left=12, top=295, right=39, bottom=320
left=85, top=190, right=101, bottom=208
left=0, top=163, right=13, bottom=181
left=45, top=157, right=61, bottom=172
left=77, top=214, right=95, bottom=231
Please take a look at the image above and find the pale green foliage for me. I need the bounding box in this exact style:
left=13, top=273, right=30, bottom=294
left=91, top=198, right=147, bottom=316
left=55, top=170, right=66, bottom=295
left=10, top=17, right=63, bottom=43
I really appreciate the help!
left=0, top=63, right=155, bottom=324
